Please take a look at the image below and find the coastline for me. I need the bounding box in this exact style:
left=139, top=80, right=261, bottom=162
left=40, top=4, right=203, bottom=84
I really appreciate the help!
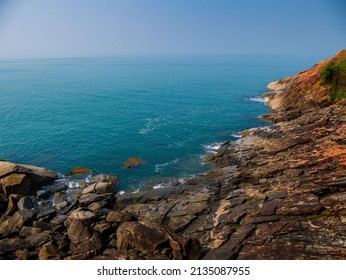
left=1, top=50, right=346, bottom=259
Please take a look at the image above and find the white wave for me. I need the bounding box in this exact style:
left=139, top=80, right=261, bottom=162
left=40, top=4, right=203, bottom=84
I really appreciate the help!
left=117, top=191, right=125, bottom=195
left=138, top=116, right=162, bottom=135
left=152, top=178, right=186, bottom=189
left=132, top=189, right=140, bottom=194
left=247, top=97, right=269, bottom=103
left=203, top=143, right=222, bottom=154
left=154, top=158, right=179, bottom=173
left=231, top=132, right=242, bottom=138
left=153, top=183, right=166, bottom=189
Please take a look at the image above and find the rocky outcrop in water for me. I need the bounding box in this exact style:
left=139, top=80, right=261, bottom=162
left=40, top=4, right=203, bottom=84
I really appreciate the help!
left=0, top=50, right=345, bottom=259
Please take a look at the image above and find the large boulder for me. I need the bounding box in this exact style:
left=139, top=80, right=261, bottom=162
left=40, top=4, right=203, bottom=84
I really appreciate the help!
left=8, top=209, right=36, bottom=234
left=81, top=182, right=115, bottom=195
left=67, top=219, right=102, bottom=258
left=0, top=174, right=31, bottom=196
left=16, top=164, right=58, bottom=187
left=116, top=222, right=200, bottom=259
left=0, top=161, right=58, bottom=198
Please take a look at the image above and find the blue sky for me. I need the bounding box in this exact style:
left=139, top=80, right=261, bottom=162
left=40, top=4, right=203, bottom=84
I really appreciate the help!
left=0, top=0, right=345, bottom=58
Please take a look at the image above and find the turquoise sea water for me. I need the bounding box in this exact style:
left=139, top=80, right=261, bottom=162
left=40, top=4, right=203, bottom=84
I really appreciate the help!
left=0, top=55, right=322, bottom=191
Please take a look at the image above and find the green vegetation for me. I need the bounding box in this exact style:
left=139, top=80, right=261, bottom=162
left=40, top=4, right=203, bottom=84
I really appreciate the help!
left=320, top=60, right=346, bottom=101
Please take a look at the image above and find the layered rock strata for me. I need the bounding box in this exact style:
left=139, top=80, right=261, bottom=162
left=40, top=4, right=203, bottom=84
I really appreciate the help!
left=0, top=50, right=345, bottom=259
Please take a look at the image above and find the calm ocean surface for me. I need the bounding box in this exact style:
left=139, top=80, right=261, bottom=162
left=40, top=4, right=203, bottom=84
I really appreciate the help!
left=0, top=55, right=322, bottom=191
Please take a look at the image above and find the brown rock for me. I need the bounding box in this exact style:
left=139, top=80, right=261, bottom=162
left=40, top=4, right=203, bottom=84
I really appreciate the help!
left=19, top=226, right=44, bottom=237
left=38, top=241, right=59, bottom=260
left=79, top=193, right=115, bottom=206
left=16, top=164, right=58, bottom=186
left=106, top=211, right=135, bottom=224
left=81, top=182, right=115, bottom=195
left=89, top=174, right=118, bottom=185
left=26, top=231, right=52, bottom=248
left=117, top=222, right=169, bottom=255
left=122, top=157, right=143, bottom=169
left=4, top=194, right=22, bottom=216
left=0, top=161, right=18, bottom=178
left=68, top=208, right=96, bottom=222
left=8, top=209, right=36, bottom=233
left=0, top=237, right=28, bottom=252
left=67, top=219, right=92, bottom=244
left=67, top=166, right=92, bottom=176
left=93, top=223, right=112, bottom=234
left=0, top=174, right=31, bottom=196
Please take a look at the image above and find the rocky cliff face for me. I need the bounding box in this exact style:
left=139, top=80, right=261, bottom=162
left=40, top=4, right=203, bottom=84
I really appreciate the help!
left=0, top=51, right=345, bottom=259
left=265, top=49, right=346, bottom=113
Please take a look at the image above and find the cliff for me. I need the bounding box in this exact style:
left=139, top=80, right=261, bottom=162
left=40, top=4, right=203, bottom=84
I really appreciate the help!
left=0, top=51, right=346, bottom=259
left=265, top=49, right=346, bottom=112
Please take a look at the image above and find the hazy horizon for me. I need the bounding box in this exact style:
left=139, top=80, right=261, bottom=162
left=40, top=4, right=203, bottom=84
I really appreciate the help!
left=0, top=0, right=345, bottom=59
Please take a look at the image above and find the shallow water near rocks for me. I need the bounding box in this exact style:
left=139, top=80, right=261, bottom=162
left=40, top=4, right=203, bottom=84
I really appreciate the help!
left=0, top=55, right=323, bottom=191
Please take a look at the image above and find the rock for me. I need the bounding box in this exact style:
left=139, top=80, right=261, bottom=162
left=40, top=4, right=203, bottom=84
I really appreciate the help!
left=116, top=222, right=200, bottom=259
left=67, top=219, right=92, bottom=244
left=4, top=194, right=22, bottom=216
left=14, top=249, right=35, bottom=260
left=53, top=200, right=69, bottom=211
left=89, top=174, right=118, bottom=185
left=17, top=196, right=33, bottom=210
left=122, top=157, right=143, bottom=169
left=68, top=208, right=96, bottom=222
left=37, top=209, right=56, bottom=221
left=26, top=231, right=52, bottom=248
left=0, top=161, right=57, bottom=198
left=81, top=182, right=115, bottom=195
left=78, top=181, right=88, bottom=188
left=0, top=219, right=10, bottom=238
left=0, top=174, right=31, bottom=196
left=0, top=161, right=18, bottom=178
left=79, top=193, right=115, bottom=206
left=67, top=219, right=102, bottom=255
left=32, top=221, right=53, bottom=230
left=16, top=164, right=58, bottom=186
left=38, top=241, right=59, bottom=260
left=0, top=237, right=28, bottom=252
left=67, top=166, right=92, bottom=176
left=37, top=182, right=68, bottom=198
left=0, top=193, right=7, bottom=213
left=93, top=223, right=112, bottom=235
left=117, top=222, right=169, bottom=255
left=19, top=226, right=44, bottom=237
left=88, top=201, right=108, bottom=211
left=106, top=211, right=135, bottom=224
left=50, top=215, right=68, bottom=225
left=8, top=209, right=36, bottom=233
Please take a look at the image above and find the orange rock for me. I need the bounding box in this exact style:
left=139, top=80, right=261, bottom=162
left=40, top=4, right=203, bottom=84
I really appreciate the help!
left=67, top=166, right=91, bottom=176
left=122, top=157, right=143, bottom=169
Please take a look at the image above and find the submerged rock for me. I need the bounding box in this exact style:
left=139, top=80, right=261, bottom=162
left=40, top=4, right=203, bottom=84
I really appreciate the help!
left=67, top=166, right=92, bottom=176
left=122, top=157, right=143, bottom=169
left=0, top=50, right=346, bottom=260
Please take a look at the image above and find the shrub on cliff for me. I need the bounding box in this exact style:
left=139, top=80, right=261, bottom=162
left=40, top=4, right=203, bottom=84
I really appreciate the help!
left=320, top=60, right=346, bottom=101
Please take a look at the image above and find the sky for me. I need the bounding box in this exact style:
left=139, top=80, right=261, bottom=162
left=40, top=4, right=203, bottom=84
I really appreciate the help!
left=0, top=0, right=345, bottom=58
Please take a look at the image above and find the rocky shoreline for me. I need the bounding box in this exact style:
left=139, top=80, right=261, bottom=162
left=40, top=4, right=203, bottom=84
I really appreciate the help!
left=1, top=50, right=346, bottom=260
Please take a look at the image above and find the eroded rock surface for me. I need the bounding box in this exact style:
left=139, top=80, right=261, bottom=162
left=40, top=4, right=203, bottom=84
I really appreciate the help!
left=0, top=51, right=345, bottom=259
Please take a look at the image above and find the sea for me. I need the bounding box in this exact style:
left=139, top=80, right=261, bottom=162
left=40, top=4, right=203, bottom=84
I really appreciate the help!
left=0, top=55, right=323, bottom=192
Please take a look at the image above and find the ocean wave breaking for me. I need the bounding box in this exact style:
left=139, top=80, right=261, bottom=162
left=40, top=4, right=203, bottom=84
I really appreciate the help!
left=203, top=143, right=222, bottom=154
left=247, top=97, right=269, bottom=103
left=152, top=178, right=186, bottom=189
